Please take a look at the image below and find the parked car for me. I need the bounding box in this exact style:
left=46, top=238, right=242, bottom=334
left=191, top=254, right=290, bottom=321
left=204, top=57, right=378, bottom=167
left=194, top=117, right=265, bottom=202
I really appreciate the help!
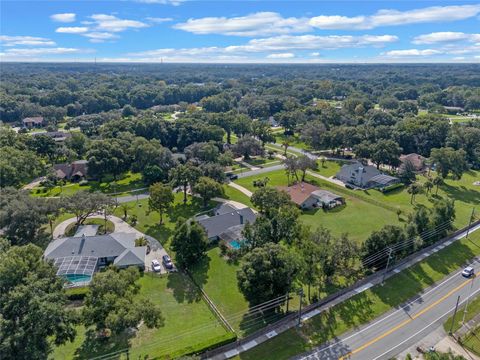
left=226, top=172, right=238, bottom=180
left=462, top=266, right=474, bottom=278
left=151, top=259, right=161, bottom=272
left=162, top=255, right=173, bottom=270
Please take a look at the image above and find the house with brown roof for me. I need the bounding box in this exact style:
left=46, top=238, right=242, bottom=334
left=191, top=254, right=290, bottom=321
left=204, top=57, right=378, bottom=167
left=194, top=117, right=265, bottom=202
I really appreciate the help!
left=22, top=116, right=44, bottom=128
left=277, top=182, right=345, bottom=210
left=54, top=160, right=88, bottom=181
left=399, top=153, right=426, bottom=173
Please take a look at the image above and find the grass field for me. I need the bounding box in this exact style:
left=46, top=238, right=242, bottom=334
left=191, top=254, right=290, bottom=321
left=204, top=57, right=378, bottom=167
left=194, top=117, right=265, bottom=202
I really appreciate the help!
left=53, top=273, right=231, bottom=360
left=462, top=326, right=480, bottom=356
left=32, top=172, right=145, bottom=197
left=236, top=230, right=480, bottom=360
left=274, top=132, right=311, bottom=151
left=113, top=193, right=217, bottom=251
left=235, top=169, right=400, bottom=243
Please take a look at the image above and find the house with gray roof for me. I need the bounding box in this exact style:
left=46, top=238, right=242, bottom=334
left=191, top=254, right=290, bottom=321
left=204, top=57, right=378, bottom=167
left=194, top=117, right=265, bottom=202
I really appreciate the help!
left=335, top=162, right=400, bottom=189
left=196, top=205, right=257, bottom=242
left=44, top=232, right=146, bottom=286
left=54, top=160, right=88, bottom=181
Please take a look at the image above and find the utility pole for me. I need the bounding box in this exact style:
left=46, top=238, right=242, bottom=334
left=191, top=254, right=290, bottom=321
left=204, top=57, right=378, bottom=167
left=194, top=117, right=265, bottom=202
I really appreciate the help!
left=297, top=288, right=304, bottom=327
left=462, top=276, right=475, bottom=325
left=449, top=295, right=461, bottom=335
left=382, top=248, right=393, bottom=285
left=466, top=208, right=476, bottom=239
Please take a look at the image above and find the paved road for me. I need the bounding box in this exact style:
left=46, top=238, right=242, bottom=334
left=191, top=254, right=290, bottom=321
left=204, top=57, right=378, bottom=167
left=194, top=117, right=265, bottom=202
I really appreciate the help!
left=297, top=257, right=480, bottom=360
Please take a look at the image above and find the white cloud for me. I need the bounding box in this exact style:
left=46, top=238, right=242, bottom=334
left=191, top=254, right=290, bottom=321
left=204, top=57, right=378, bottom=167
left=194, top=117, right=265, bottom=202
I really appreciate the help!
left=50, top=13, right=76, bottom=23
left=83, top=32, right=120, bottom=43
left=56, top=27, right=89, bottom=34
left=225, top=34, right=398, bottom=52
left=383, top=49, right=443, bottom=57
left=311, top=52, right=320, bottom=56
left=0, top=35, right=56, bottom=47
left=413, top=32, right=480, bottom=44
left=310, top=4, right=480, bottom=30
left=174, top=12, right=311, bottom=36
left=136, top=0, right=184, bottom=5
left=90, top=14, right=149, bottom=32
left=146, top=17, right=173, bottom=23
left=129, top=34, right=397, bottom=60
left=267, top=53, right=295, bottom=59
left=1, top=47, right=92, bottom=57
left=453, top=56, right=466, bottom=60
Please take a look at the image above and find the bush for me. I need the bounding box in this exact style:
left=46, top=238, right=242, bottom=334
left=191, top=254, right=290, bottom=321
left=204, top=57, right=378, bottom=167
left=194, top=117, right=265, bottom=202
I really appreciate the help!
left=379, top=183, right=404, bottom=193
left=219, top=240, right=228, bottom=256
left=65, top=286, right=88, bottom=300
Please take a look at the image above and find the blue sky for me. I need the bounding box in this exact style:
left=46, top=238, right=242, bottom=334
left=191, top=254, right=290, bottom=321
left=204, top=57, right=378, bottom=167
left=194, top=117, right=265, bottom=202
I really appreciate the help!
left=1, top=0, right=479, bottom=62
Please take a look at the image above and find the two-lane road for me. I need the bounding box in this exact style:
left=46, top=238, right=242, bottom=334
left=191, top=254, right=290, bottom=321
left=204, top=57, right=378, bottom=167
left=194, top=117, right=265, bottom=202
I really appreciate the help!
left=298, top=257, right=480, bottom=360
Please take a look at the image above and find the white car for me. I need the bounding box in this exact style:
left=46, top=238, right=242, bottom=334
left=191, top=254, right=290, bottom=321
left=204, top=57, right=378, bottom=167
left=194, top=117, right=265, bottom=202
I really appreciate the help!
left=462, top=266, right=474, bottom=278
left=151, top=259, right=162, bottom=272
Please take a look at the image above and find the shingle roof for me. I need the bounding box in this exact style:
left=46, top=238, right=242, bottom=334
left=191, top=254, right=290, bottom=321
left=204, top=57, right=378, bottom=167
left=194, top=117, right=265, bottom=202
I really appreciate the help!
left=197, top=208, right=257, bottom=239
left=44, top=233, right=141, bottom=265
left=22, top=116, right=44, bottom=124
left=113, top=247, right=146, bottom=267
left=277, top=182, right=320, bottom=206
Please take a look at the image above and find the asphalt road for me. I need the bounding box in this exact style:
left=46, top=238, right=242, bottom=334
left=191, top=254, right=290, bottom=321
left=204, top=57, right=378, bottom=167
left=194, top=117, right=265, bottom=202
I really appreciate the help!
left=297, top=257, right=480, bottom=360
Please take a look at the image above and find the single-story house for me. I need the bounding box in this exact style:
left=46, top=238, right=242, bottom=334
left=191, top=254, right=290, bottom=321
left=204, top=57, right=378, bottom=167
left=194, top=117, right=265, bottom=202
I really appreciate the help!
left=277, top=183, right=345, bottom=210
left=399, top=153, right=426, bottom=173
left=32, top=131, right=72, bottom=143
left=196, top=203, right=257, bottom=242
left=54, top=160, right=88, bottom=181
left=22, top=116, right=44, bottom=128
left=44, top=232, right=146, bottom=286
left=335, top=162, right=400, bottom=189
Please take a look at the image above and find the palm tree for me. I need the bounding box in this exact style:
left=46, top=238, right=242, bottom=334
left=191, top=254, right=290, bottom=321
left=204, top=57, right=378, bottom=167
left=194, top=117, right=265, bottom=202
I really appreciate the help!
left=423, top=178, right=433, bottom=195
left=433, top=175, right=444, bottom=195
left=281, top=136, right=293, bottom=156
left=407, top=183, right=422, bottom=204
left=119, top=203, right=132, bottom=220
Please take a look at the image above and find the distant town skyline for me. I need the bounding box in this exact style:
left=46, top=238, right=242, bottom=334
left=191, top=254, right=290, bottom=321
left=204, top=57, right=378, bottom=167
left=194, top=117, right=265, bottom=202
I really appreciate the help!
left=1, top=0, right=479, bottom=63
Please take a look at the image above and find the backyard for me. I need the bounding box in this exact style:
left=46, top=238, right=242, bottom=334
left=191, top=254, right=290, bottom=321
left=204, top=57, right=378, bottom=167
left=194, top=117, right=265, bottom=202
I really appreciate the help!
left=53, top=273, right=233, bottom=360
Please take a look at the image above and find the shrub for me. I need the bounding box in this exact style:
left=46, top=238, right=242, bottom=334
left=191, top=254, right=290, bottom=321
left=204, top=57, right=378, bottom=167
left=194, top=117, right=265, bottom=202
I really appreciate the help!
left=219, top=240, right=228, bottom=256
left=65, top=286, right=89, bottom=300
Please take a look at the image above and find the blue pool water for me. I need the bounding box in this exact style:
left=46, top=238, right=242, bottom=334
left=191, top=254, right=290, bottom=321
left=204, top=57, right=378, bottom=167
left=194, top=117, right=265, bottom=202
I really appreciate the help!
left=229, top=240, right=241, bottom=249
left=65, top=274, right=92, bottom=284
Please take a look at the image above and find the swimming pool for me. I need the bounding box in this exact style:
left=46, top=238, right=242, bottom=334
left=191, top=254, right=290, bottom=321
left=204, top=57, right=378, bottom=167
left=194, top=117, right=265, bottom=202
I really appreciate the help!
left=65, top=274, right=92, bottom=284
left=229, top=240, right=242, bottom=249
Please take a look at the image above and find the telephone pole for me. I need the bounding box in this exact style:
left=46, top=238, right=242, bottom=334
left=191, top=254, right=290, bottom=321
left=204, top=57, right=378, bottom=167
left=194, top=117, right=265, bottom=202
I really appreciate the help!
left=466, top=207, right=476, bottom=239
left=449, top=295, right=461, bottom=335
left=382, top=247, right=394, bottom=285
left=297, top=288, right=304, bottom=327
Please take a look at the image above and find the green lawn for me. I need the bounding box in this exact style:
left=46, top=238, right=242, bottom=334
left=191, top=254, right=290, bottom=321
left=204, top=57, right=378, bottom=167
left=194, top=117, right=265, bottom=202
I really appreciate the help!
left=223, top=185, right=254, bottom=208
left=113, top=193, right=217, bottom=252
left=191, top=248, right=249, bottom=332
left=314, top=160, right=348, bottom=177
left=444, top=294, right=480, bottom=334
left=53, top=273, right=232, bottom=360
left=274, top=133, right=311, bottom=151
left=32, top=172, right=145, bottom=197
left=462, top=326, right=480, bottom=356
left=235, top=169, right=400, bottom=243
left=236, top=230, right=480, bottom=360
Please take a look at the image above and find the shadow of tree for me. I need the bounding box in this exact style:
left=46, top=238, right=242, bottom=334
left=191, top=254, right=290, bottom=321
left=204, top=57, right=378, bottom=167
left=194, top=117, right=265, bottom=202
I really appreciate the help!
left=442, top=182, right=480, bottom=205
left=74, top=328, right=132, bottom=360
left=189, top=253, right=211, bottom=290
left=166, top=272, right=202, bottom=304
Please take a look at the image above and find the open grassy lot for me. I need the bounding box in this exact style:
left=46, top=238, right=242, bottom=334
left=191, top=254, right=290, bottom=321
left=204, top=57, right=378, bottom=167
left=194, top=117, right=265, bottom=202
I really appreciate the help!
left=236, top=230, right=480, bottom=360
left=235, top=169, right=400, bottom=243
left=113, top=193, right=217, bottom=251
left=356, top=170, right=479, bottom=229
left=274, top=132, right=310, bottom=151
left=223, top=185, right=254, bottom=208
left=191, top=248, right=249, bottom=331
left=315, top=160, right=348, bottom=177
left=53, top=273, right=231, bottom=360
left=32, top=172, right=145, bottom=197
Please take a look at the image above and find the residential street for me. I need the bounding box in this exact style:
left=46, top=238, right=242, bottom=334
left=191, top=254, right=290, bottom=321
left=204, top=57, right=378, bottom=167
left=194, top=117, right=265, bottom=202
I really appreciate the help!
left=296, top=257, right=480, bottom=360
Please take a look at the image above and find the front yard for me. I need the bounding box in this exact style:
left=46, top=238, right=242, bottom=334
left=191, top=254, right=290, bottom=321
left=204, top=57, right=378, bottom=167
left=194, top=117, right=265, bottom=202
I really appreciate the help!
left=53, top=273, right=233, bottom=359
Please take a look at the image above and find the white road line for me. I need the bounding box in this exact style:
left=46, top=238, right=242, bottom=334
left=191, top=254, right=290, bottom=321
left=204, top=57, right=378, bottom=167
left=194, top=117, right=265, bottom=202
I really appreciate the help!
left=372, top=286, right=480, bottom=360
